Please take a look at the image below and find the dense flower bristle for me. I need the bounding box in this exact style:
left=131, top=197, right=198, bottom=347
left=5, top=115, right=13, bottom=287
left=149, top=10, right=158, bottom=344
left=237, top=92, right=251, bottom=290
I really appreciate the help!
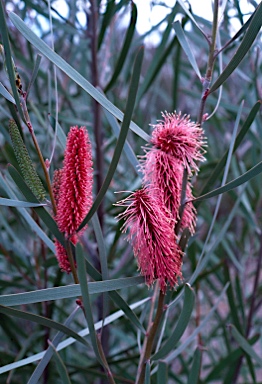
left=151, top=111, right=205, bottom=174
left=53, top=126, right=93, bottom=273
left=142, top=149, right=196, bottom=234
left=116, top=111, right=206, bottom=291
left=117, top=188, right=183, bottom=292
left=55, top=237, right=77, bottom=273
left=56, top=126, right=93, bottom=238
left=52, top=169, right=63, bottom=207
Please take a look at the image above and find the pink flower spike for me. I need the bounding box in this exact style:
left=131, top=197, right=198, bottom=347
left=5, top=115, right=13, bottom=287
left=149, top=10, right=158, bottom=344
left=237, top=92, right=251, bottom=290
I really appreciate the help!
left=150, top=111, right=206, bottom=174
left=116, top=188, right=183, bottom=292
left=52, top=169, right=63, bottom=207
left=141, top=150, right=196, bottom=234
left=55, top=236, right=77, bottom=273
left=56, top=126, right=93, bottom=238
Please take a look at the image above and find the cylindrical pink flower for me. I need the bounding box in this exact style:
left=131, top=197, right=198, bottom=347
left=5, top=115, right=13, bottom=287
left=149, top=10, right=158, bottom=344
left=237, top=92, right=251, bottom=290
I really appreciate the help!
left=55, top=238, right=77, bottom=273
left=117, top=188, right=183, bottom=292
left=56, top=126, right=93, bottom=238
left=142, top=149, right=196, bottom=234
left=53, top=126, right=93, bottom=272
left=141, top=111, right=205, bottom=234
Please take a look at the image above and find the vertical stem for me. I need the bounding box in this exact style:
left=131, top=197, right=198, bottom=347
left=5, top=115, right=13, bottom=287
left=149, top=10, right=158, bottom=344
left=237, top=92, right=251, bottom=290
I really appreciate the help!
left=136, top=290, right=165, bottom=384
left=89, top=0, right=104, bottom=229
left=197, top=0, right=219, bottom=126
left=65, top=240, right=79, bottom=285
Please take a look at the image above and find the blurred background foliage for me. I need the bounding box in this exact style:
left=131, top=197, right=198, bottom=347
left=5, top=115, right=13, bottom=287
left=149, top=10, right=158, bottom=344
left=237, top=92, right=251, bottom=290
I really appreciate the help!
left=0, top=0, right=262, bottom=383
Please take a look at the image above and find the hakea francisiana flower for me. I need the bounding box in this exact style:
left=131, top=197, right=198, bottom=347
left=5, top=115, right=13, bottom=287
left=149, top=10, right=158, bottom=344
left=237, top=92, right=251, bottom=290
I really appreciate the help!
left=53, top=126, right=93, bottom=272
left=142, top=150, right=196, bottom=234
left=141, top=111, right=205, bottom=234
left=116, top=188, right=183, bottom=292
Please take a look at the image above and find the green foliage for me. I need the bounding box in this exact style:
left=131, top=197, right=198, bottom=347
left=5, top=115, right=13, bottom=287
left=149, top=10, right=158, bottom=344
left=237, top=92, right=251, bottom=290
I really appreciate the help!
left=0, top=1, right=262, bottom=383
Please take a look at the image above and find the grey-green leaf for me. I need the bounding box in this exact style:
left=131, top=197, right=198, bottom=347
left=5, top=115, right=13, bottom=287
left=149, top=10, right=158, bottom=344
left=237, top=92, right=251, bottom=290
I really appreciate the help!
left=209, top=2, right=262, bottom=93
left=152, top=284, right=195, bottom=360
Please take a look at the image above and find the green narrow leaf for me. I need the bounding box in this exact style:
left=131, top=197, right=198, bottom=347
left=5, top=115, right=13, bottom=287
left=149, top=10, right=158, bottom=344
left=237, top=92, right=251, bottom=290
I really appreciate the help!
left=0, top=1, right=24, bottom=118
left=91, top=212, right=109, bottom=324
left=9, top=12, right=149, bottom=142
left=187, top=348, right=202, bottom=384
left=152, top=284, right=195, bottom=361
left=218, top=9, right=255, bottom=53
left=157, top=362, right=168, bottom=384
left=196, top=101, right=261, bottom=205
left=26, top=53, right=42, bottom=98
left=0, top=276, right=144, bottom=306
left=109, top=290, right=145, bottom=333
left=98, top=0, right=115, bottom=49
left=48, top=343, right=72, bottom=384
left=0, top=305, right=90, bottom=348
left=78, top=46, right=144, bottom=231
left=82, top=253, right=145, bottom=332
left=173, top=21, right=201, bottom=79
left=103, top=105, right=140, bottom=176
left=91, top=213, right=108, bottom=281
left=0, top=81, right=15, bottom=103
left=8, top=165, right=65, bottom=246
left=205, top=334, right=259, bottom=382
left=145, top=361, right=151, bottom=384
left=104, top=2, right=137, bottom=92
left=246, top=353, right=257, bottom=383
left=75, top=244, right=104, bottom=366
left=28, top=308, right=79, bottom=384
left=224, top=264, right=244, bottom=334
left=0, top=171, right=55, bottom=252
left=0, top=297, right=148, bottom=375
left=230, top=325, right=262, bottom=367
left=194, top=158, right=262, bottom=202
left=176, top=0, right=208, bottom=40
left=0, top=197, right=45, bottom=207
left=209, top=2, right=262, bottom=93
left=165, top=284, right=230, bottom=363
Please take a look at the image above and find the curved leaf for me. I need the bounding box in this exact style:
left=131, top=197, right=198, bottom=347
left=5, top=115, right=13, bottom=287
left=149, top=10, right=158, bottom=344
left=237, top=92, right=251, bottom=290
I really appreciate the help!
left=0, top=276, right=144, bottom=306
left=196, top=101, right=261, bottom=206
left=8, top=165, right=65, bottom=246
left=164, top=283, right=229, bottom=363
left=0, top=2, right=24, bottom=117
left=104, top=2, right=137, bottom=92
left=76, top=244, right=104, bottom=366
left=0, top=81, right=15, bottom=103
left=173, top=21, right=201, bottom=79
left=194, top=159, right=262, bottom=202
left=152, top=284, right=195, bottom=361
left=0, top=197, right=45, bottom=207
left=209, top=2, right=262, bottom=93
left=0, top=305, right=90, bottom=348
left=230, top=325, right=262, bottom=367
left=187, top=348, right=202, bottom=384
